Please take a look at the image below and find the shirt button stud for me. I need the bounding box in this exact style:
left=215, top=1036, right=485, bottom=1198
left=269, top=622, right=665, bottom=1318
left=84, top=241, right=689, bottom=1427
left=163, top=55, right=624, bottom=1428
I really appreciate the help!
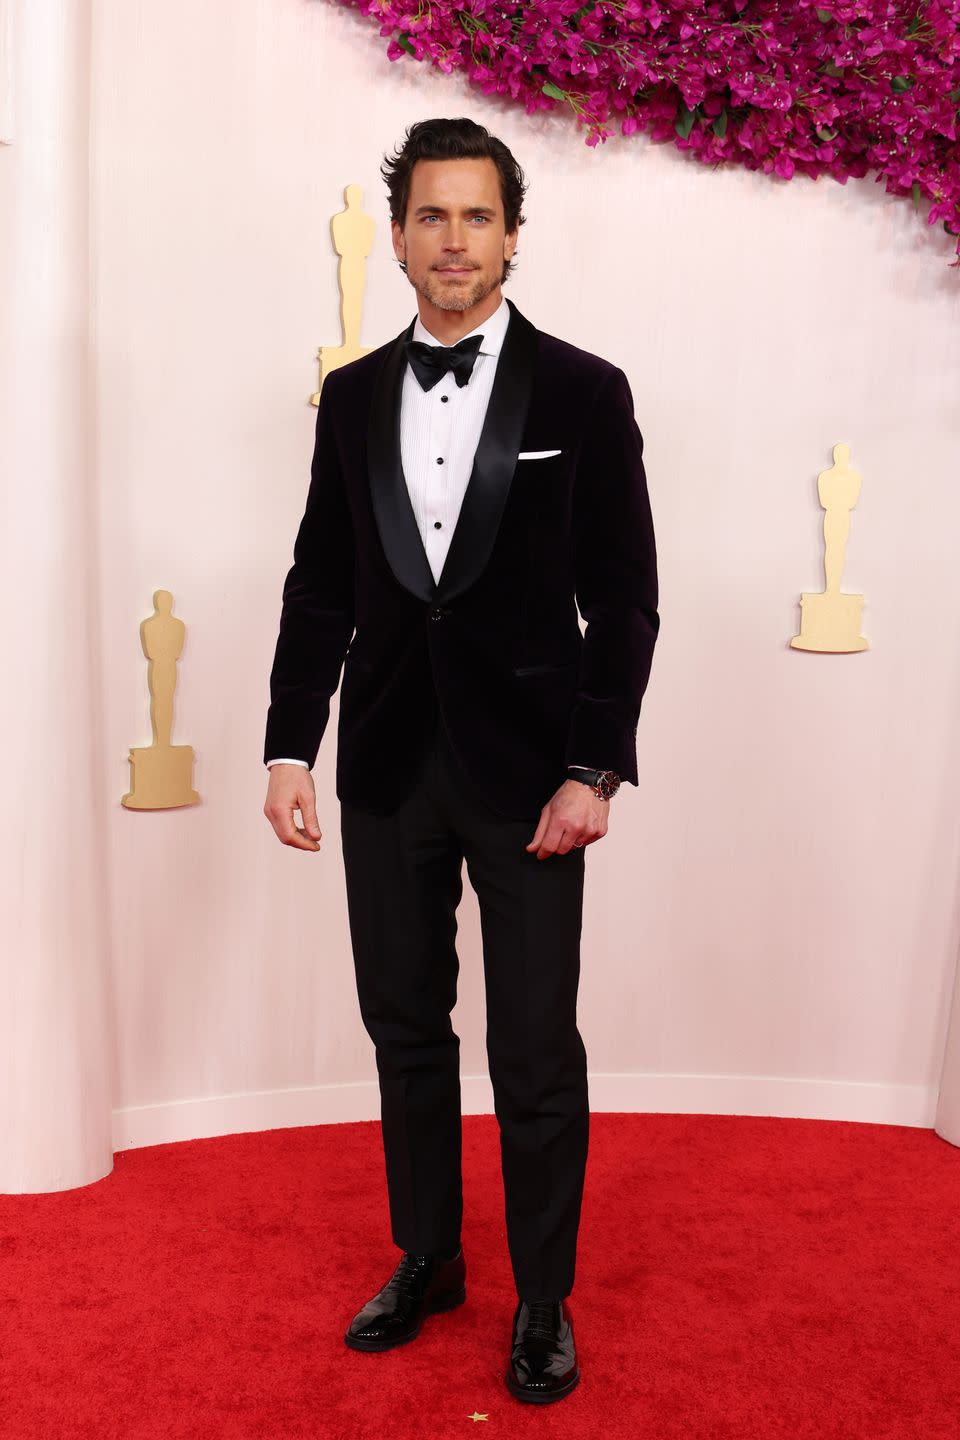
left=434, top=521, right=442, bottom=529
left=436, top=457, right=444, bottom=465
left=441, top=395, right=449, bottom=403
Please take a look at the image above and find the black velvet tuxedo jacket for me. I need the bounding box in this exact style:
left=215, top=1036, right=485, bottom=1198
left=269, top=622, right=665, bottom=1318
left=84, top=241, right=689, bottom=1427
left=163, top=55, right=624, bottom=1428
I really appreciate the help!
left=263, top=296, right=660, bottom=819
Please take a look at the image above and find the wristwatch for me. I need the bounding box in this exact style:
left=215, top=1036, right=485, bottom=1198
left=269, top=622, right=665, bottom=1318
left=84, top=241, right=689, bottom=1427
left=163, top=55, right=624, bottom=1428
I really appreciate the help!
left=566, top=767, right=621, bottom=801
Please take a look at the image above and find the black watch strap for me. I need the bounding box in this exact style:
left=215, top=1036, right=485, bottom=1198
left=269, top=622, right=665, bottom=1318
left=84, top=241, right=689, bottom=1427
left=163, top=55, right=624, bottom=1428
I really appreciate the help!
left=566, top=767, right=621, bottom=800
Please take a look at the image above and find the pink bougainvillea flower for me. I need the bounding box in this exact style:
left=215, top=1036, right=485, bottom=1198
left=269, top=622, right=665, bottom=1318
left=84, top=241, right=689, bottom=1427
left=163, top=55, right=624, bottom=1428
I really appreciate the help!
left=346, top=0, right=960, bottom=267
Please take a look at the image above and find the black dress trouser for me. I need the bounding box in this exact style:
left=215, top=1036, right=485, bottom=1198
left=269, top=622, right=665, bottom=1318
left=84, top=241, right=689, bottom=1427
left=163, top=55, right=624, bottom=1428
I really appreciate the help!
left=339, top=700, right=589, bottom=1301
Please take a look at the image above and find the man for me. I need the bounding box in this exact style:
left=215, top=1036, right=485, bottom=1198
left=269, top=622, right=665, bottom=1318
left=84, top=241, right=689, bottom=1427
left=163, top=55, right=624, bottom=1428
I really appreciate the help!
left=263, top=116, right=659, bottom=1405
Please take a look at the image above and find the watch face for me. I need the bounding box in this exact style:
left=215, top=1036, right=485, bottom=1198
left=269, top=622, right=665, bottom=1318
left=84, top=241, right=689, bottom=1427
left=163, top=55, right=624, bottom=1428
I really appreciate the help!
left=600, top=770, right=621, bottom=798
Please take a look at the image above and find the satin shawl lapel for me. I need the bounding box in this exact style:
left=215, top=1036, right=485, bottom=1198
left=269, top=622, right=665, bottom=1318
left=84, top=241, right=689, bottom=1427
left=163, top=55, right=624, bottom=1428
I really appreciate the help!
left=366, top=313, right=434, bottom=601
left=366, top=297, right=538, bottom=607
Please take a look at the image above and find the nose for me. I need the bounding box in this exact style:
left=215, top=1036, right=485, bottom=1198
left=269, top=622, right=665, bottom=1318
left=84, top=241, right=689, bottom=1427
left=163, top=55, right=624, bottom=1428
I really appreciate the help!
left=443, top=224, right=468, bottom=252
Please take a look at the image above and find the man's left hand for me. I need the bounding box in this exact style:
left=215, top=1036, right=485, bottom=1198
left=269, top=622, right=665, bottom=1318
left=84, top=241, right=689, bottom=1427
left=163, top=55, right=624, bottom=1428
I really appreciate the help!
left=525, top=779, right=611, bottom=860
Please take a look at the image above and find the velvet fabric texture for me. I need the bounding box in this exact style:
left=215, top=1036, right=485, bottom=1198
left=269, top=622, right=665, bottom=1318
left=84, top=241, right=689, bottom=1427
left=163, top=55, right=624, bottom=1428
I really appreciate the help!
left=263, top=297, right=659, bottom=818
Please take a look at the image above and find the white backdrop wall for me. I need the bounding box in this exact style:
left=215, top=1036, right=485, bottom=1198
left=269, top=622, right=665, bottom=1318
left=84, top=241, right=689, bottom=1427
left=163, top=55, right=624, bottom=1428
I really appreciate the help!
left=4, top=0, right=960, bottom=1193
left=1, top=0, right=116, bottom=1193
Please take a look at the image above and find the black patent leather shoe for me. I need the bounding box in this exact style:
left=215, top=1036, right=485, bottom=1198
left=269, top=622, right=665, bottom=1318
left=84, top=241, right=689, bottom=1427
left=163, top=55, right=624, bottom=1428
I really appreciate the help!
left=505, top=1298, right=580, bottom=1403
left=344, top=1247, right=466, bottom=1351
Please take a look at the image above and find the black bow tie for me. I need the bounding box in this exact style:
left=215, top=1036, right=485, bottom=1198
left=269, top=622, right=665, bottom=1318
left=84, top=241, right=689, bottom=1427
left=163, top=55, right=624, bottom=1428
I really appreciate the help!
left=403, top=334, right=485, bottom=392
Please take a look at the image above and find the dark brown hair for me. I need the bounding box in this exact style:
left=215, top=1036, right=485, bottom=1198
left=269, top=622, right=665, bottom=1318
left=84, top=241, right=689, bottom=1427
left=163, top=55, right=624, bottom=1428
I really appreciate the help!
left=381, top=117, right=528, bottom=283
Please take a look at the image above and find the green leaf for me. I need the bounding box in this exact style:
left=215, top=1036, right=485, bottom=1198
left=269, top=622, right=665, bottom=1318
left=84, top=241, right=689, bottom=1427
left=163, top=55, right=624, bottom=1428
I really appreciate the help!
left=583, top=40, right=601, bottom=55
left=912, top=180, right=922, bottom=209
left=542, top=80, right=567, bottom=101
left=949, top=87, right=960, bottom=103
left=712, top=107, right=728, bottom=138
left=396, top=31, right=417, bottom=56
left=907, top=15, right=920, bottom=33
left=890, top=75, right=914, bottom=93
left=816, top=125, right=838, bottom=141
left=821, top=61, right=844, bottom=77
left=816, top=8, right=833, bottom=20
left=675, top=101, right=698, bottom=139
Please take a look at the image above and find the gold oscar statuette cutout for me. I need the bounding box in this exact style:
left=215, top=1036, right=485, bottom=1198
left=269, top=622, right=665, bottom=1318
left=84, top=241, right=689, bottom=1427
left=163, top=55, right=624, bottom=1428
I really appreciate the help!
left=790, top=442, right=869, bottom=654
left=121, top=590, right=200, bottom=810
left=310, top=184, right=376, bottom=406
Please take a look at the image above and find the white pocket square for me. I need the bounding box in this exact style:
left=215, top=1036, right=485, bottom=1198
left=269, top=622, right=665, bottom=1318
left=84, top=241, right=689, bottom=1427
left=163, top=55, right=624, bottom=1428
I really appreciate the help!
left=517, top=449, right=562, bottom=460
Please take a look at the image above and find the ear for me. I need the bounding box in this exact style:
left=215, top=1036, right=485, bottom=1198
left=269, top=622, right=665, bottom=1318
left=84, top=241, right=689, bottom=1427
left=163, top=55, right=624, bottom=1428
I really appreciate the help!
left=391, top=219, right=405, bottom=263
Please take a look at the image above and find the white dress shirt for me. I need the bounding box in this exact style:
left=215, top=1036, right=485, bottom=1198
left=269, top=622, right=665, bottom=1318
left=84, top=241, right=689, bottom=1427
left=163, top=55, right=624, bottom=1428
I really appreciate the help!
left=399, top=292, right=511, bottom=586
left=266, top=297, right=593, bottom=775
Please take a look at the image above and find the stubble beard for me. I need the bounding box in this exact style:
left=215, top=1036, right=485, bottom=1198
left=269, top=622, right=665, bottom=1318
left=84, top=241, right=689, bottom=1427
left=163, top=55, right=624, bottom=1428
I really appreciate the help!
left=406, top=261, right=502, bottom=314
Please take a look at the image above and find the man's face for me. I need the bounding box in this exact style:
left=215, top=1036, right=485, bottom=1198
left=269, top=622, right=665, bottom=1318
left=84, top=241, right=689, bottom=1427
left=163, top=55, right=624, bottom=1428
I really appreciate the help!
left=391, top=157, right=518, bottom=314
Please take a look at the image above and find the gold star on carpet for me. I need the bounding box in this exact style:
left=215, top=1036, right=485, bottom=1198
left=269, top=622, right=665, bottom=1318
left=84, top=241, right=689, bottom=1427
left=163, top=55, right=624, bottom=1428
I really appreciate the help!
left=467, top=1413, right=489, bottom=1423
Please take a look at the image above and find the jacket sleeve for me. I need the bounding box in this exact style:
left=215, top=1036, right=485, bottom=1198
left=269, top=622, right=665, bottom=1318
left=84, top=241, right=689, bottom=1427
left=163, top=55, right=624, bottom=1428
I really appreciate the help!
left=262, top=371, right=355, bottom=770
left=564, top=364, right=660, bottom=786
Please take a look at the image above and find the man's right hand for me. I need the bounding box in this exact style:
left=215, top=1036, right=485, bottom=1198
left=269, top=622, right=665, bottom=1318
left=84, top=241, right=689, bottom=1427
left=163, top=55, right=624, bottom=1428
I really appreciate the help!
left=263, top=765, right=322, bottom=851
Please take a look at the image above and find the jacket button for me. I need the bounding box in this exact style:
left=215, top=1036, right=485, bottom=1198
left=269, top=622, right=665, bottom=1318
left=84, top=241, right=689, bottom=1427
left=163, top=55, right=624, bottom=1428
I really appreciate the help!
left=430, top=607, right=445, bottom=620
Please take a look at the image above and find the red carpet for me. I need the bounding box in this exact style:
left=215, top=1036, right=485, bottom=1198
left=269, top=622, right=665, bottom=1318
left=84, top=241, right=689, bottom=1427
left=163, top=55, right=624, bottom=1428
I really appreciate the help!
left=2, top=1112, right=958, bottom=1439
